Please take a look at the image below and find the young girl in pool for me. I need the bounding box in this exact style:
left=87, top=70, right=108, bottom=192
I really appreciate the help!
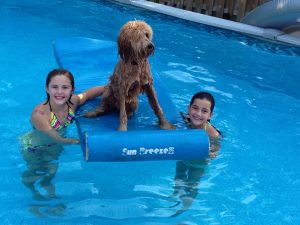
left=23, top=68, right=105, bottom=148
left=181, top=91, right=220, bottom=157
left=21, top=68, right=104, bottom=201
left=172, top=91, right=221, bottom=216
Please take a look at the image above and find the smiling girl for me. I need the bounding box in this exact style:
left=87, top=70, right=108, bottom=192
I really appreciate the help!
left=171, top=91, right=221, bottom=216
left=29, top=68, right=104, bottom=145
left=20, top=68, right=104, bottom=201
left=181, top=91, right=221, bottom=157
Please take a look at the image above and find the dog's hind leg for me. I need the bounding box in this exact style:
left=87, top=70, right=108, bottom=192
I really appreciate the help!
left=84, top=105, right=106, bottom=118
left=126, top=100, right=138, bottom=118
left=84, top=85, right=112, bottom=118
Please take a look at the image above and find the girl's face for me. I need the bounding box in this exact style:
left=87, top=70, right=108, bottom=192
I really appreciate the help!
left=46, top=75, right=73, bottom=106
left=188, top=98, right=213, bottom=128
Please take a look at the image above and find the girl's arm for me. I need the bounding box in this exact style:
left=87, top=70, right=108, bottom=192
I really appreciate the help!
left=209, top=136, right=220, bottom=158
left=77, top=85, right=105, bottom=106
left=30, top=108, right=79, bottom=144
left=207, top=124, right=220, bottom=158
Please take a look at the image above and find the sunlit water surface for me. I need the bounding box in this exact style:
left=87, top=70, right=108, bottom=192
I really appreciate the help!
left=0, top=0, right=300, bottom=224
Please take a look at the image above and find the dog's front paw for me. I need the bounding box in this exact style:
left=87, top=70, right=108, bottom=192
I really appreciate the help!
left=118, top=125, right=127, bottom=131
left=159, top=120, right=176, bottom=130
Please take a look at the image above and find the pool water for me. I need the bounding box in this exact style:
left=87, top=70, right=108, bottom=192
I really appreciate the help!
left=1, top=0, right=300, bottom=224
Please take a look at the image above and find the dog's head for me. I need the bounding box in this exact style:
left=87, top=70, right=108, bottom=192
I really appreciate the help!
left=118, top=20, right=154, bottom=64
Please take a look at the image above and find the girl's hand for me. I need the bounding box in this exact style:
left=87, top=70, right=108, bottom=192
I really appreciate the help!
left=67, top=138, right=80, bottom=144
left=209, top=149, right=218, bottom=158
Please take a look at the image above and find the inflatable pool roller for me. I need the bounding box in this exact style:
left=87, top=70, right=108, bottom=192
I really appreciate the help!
left=53, top=37, right=209, bottom=162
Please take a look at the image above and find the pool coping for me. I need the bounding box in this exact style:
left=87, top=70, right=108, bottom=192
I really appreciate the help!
left=115, top=0, right=300, bottom=47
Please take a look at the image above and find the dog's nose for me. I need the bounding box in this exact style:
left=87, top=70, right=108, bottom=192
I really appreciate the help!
left=147, top=43, right=154, bottom=54
left=147, top=43, right=154, bottom=51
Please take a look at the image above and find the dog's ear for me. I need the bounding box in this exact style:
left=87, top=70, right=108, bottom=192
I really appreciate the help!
left=118, top=34, right=134, bottom=63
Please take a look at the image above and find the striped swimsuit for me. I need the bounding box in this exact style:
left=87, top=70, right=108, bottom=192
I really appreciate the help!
left=49, top=102, right=75, bottom=130
left=20, top=102, right=75, bottom=152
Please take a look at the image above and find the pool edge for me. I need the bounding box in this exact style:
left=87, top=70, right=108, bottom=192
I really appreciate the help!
left=115, top=0, right=300, bottom=47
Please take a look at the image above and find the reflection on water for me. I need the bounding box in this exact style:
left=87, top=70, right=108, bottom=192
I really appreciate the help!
left=171, top=159, right=208, bottom=217
left=20, top=131, right=66, bottom=217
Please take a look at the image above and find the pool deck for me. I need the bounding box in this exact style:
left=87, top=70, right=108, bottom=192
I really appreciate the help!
left=116, top=0, right=300, bottom=47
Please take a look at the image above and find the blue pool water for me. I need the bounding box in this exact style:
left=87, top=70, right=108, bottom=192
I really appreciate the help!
left=1, top=0, right=300, bottom=224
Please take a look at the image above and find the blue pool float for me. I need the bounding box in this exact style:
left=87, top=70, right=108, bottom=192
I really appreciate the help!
left=53, top=37, right=209, bottom=162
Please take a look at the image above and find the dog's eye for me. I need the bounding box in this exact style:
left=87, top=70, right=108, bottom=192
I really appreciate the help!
left=145, top=33, right=149, bottom=38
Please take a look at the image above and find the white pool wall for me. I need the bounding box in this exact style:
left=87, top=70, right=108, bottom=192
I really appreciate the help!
left=115, top=0, right=300, bottom=47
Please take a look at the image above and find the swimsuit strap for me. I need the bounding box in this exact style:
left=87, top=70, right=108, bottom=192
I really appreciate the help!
left=49, top=102, right=75, bottom=130
left=204, top=122, right=209, bottom=131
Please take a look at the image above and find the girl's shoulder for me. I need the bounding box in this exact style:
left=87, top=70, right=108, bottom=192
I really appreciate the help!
left=207, top=122, right=221, bottom=138
left=32, top=103, right=48, bottom=117
left=30, top=103, right=50, bottom=130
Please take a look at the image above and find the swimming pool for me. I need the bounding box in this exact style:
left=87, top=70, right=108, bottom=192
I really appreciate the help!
left=1, top=0, right=300, bottom=224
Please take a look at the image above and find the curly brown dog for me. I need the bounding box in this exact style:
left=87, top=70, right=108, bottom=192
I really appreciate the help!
left=85, top=20, right=175, bottom=131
